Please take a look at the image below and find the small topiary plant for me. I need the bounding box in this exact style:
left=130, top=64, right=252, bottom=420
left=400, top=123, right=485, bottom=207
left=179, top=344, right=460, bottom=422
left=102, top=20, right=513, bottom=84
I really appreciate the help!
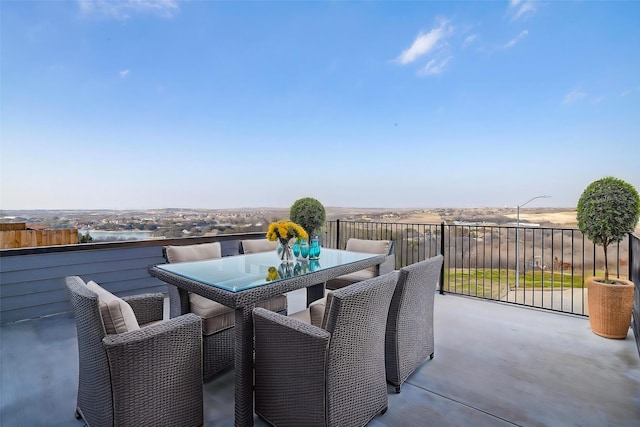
left=576, top=176, right=640, bottom=282
left=290, top=197, right=326, bottom=239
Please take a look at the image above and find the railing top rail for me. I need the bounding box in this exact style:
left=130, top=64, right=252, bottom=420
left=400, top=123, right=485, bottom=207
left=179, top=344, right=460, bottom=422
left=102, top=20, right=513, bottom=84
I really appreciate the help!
left=0, top=231, right=266, bottom=258
left=326, top=220, right=583, bottom=232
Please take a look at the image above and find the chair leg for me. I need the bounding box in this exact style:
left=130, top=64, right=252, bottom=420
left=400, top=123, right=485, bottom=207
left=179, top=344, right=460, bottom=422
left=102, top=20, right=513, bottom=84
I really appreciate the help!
left=380, top=406, right=388, bottom=415
left=74, top=408, right=81, bottom=419
left=395, top=385, right=401, bottom=393
left=430, top=352, right=434, bottom=359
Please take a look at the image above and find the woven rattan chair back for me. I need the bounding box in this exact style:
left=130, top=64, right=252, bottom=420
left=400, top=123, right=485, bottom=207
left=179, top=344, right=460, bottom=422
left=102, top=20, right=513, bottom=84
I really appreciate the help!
left=385, top=254, right=444, bottom=392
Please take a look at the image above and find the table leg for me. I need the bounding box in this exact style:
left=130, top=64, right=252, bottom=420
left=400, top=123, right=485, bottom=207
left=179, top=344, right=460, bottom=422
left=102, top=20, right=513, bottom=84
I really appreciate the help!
left=234, top=306, right=254, bottom=426
left=306, top=282, right=326, bottom=307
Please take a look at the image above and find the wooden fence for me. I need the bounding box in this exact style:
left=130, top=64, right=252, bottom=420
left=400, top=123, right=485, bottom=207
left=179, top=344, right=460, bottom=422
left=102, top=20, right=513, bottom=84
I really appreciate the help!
left=0, top=223, right=78, bottom=249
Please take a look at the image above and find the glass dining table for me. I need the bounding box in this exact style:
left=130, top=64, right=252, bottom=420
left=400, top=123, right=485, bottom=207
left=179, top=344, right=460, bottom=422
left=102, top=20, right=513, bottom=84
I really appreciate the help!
left=149, top=247, right=388, bottom=427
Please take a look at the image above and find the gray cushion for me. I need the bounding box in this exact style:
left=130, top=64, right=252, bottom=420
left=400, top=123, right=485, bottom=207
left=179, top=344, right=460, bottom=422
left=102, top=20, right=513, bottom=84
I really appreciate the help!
left=329, top=269, right=375, bottom=284
left=165, top=242, right=233, bottom=335
left=165, top=242, right=222, bottom=263
left=327, top=239, right=391, bottom=290
left=310, top=295, right=329, bottom=328
left=86, top=280, right=140, bottom=334
left=288, top=291, right=331, bottom=328
left=289, top=309, right=311, bottom=324
left=189, top=292, right=286, bottom=335
left=345, top=238, right=391, bottom=273
left=241, top=239, right=278, bottom=254
left=189, top=293, right=234, bottom=335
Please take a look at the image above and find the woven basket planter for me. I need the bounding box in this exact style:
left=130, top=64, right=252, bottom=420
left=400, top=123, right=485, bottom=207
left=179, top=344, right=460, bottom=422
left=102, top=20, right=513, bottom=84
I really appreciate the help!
left=587, top=277, right=635, bottom=339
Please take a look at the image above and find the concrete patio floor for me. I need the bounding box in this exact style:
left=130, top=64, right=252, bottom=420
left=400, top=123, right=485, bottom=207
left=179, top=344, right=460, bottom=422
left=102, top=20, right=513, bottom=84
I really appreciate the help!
left=1, top=291, right=638, bottom=426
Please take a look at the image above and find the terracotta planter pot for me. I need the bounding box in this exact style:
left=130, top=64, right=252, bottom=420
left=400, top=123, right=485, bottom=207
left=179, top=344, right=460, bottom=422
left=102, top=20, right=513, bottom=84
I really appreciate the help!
left=587, top=277, right=635, bottom=339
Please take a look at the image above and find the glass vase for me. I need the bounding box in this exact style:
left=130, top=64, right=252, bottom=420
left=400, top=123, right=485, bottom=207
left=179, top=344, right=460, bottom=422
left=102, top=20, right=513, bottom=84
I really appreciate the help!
left=309, top=259, right=321, bottom=272
left=297, top=238, right=310, bottom=260
left=278, top=261, right=294, bottom=278
left=292, top=240, right=301, bottom=258
left=309, top=237, right=321, bottom=260
left=278, top=239, right=295, bottom=263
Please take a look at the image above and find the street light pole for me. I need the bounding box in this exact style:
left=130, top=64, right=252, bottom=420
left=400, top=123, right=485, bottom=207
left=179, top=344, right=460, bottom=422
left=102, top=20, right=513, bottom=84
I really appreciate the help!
left=515, top=195, right=551, bottom=288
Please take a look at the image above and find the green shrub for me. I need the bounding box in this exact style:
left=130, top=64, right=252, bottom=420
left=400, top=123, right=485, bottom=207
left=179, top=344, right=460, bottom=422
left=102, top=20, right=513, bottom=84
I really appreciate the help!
left=79, top=231, right=93, bottom=244
left=577, top=176, right=640, bottom=281
left=290, top=197, right=326, bottom=239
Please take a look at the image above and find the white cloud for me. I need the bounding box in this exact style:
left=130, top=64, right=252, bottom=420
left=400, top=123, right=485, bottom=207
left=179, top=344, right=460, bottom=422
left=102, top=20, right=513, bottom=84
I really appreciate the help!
left=119, top=69, right=130, bottom=79
left=508, top=0, right=536, bottom=21
left=78, top=0, right=179, bottom=20
left=419, top=57, right=453, bottom=76
left=463, top=34, right=478, bottom=48
left=396, top=20, right=451, bottom=65
left=563, top=89, right=587, bottom=104
left=503, top=30, right=528, bottom=49
left=619, top=86, right=639, bottom=97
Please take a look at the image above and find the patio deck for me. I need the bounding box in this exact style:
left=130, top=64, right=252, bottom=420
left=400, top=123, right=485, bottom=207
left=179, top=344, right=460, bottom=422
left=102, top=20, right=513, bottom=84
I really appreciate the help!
left=1, top=290, right=638, bottom=427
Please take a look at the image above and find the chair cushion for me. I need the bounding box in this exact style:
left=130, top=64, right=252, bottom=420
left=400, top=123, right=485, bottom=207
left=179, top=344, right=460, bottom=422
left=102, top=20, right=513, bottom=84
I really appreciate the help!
left=289, top=292, right=331, bottom=328
left=309, top=296, right=328, bottom=328
left=241, top=239, right=278, bottom=254
left=289, top=308, right=311, bottom=324
left=86, top=280, right=140, bottom=334
left=345, top=238, right=390, bottom=254
left=345, top=239, right=391, bottom=273
left=327, top=239, right=391, bottom=290
left=189, top=293, right=286, bottom=335
left=189, top=293, right=234, bottom=336
left=334, top=269, right=375, bottom=283
left=326, top=269, right=376, bottom=290
left=165, top=242, right=222, bottom=263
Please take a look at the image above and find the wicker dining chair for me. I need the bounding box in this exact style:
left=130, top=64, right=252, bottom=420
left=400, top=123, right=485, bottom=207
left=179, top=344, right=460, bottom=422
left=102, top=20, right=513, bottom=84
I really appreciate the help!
left=385, top=255, right=444, bottom=393
left=65, top=275, right=203, bottom=427
left=239, top=238, right=278, bottom=254
left=325, top=238, right=396, bottom=290
left=240, top=239, right=288, bottom=313
left=163, top=241, right=287, bottom=379
left=253, top=271, right=398, bottom=427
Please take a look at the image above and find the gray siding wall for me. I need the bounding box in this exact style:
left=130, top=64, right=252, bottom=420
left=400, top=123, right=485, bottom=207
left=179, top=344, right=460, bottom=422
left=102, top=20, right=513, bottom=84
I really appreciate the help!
left=0, top=233, right=263, bottom=325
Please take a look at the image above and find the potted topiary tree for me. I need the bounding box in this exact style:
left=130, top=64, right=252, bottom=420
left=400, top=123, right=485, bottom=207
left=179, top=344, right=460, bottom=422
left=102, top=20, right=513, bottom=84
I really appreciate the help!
left=290, top=197, right=326, bottom=239
left=577, top=176, right=640, bottom=339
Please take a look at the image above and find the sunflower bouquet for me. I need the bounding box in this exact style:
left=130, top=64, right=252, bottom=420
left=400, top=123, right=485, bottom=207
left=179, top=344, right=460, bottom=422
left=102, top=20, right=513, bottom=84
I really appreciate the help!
left=266, top=220, right=308, bottom=243
left=266, top=220, right=308, bottom=262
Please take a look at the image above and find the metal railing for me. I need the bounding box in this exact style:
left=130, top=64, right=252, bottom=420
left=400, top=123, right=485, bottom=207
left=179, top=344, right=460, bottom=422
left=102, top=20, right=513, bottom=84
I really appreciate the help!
left=325, top=220, right=637, bottom=317
left=1, top=220, right=638, bottom=351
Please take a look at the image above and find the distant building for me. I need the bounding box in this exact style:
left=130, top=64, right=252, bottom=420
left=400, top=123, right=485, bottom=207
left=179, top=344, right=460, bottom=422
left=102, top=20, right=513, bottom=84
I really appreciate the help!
left=453, top=221, right=482, bottom=226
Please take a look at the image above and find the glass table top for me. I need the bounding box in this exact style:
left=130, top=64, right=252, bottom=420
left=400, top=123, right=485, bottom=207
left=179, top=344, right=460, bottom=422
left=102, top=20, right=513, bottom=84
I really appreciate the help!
left=155, top=248, right=379, bottom=292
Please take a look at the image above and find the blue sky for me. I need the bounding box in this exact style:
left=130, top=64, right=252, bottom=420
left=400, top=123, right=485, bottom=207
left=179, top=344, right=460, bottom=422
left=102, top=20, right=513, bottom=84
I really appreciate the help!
left=2, top=0, right=639, bottom=210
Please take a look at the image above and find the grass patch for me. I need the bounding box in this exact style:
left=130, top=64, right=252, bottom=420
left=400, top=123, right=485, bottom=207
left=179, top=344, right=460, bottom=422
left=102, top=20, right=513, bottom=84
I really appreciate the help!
left=443, top=268, right=585, bottom=299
